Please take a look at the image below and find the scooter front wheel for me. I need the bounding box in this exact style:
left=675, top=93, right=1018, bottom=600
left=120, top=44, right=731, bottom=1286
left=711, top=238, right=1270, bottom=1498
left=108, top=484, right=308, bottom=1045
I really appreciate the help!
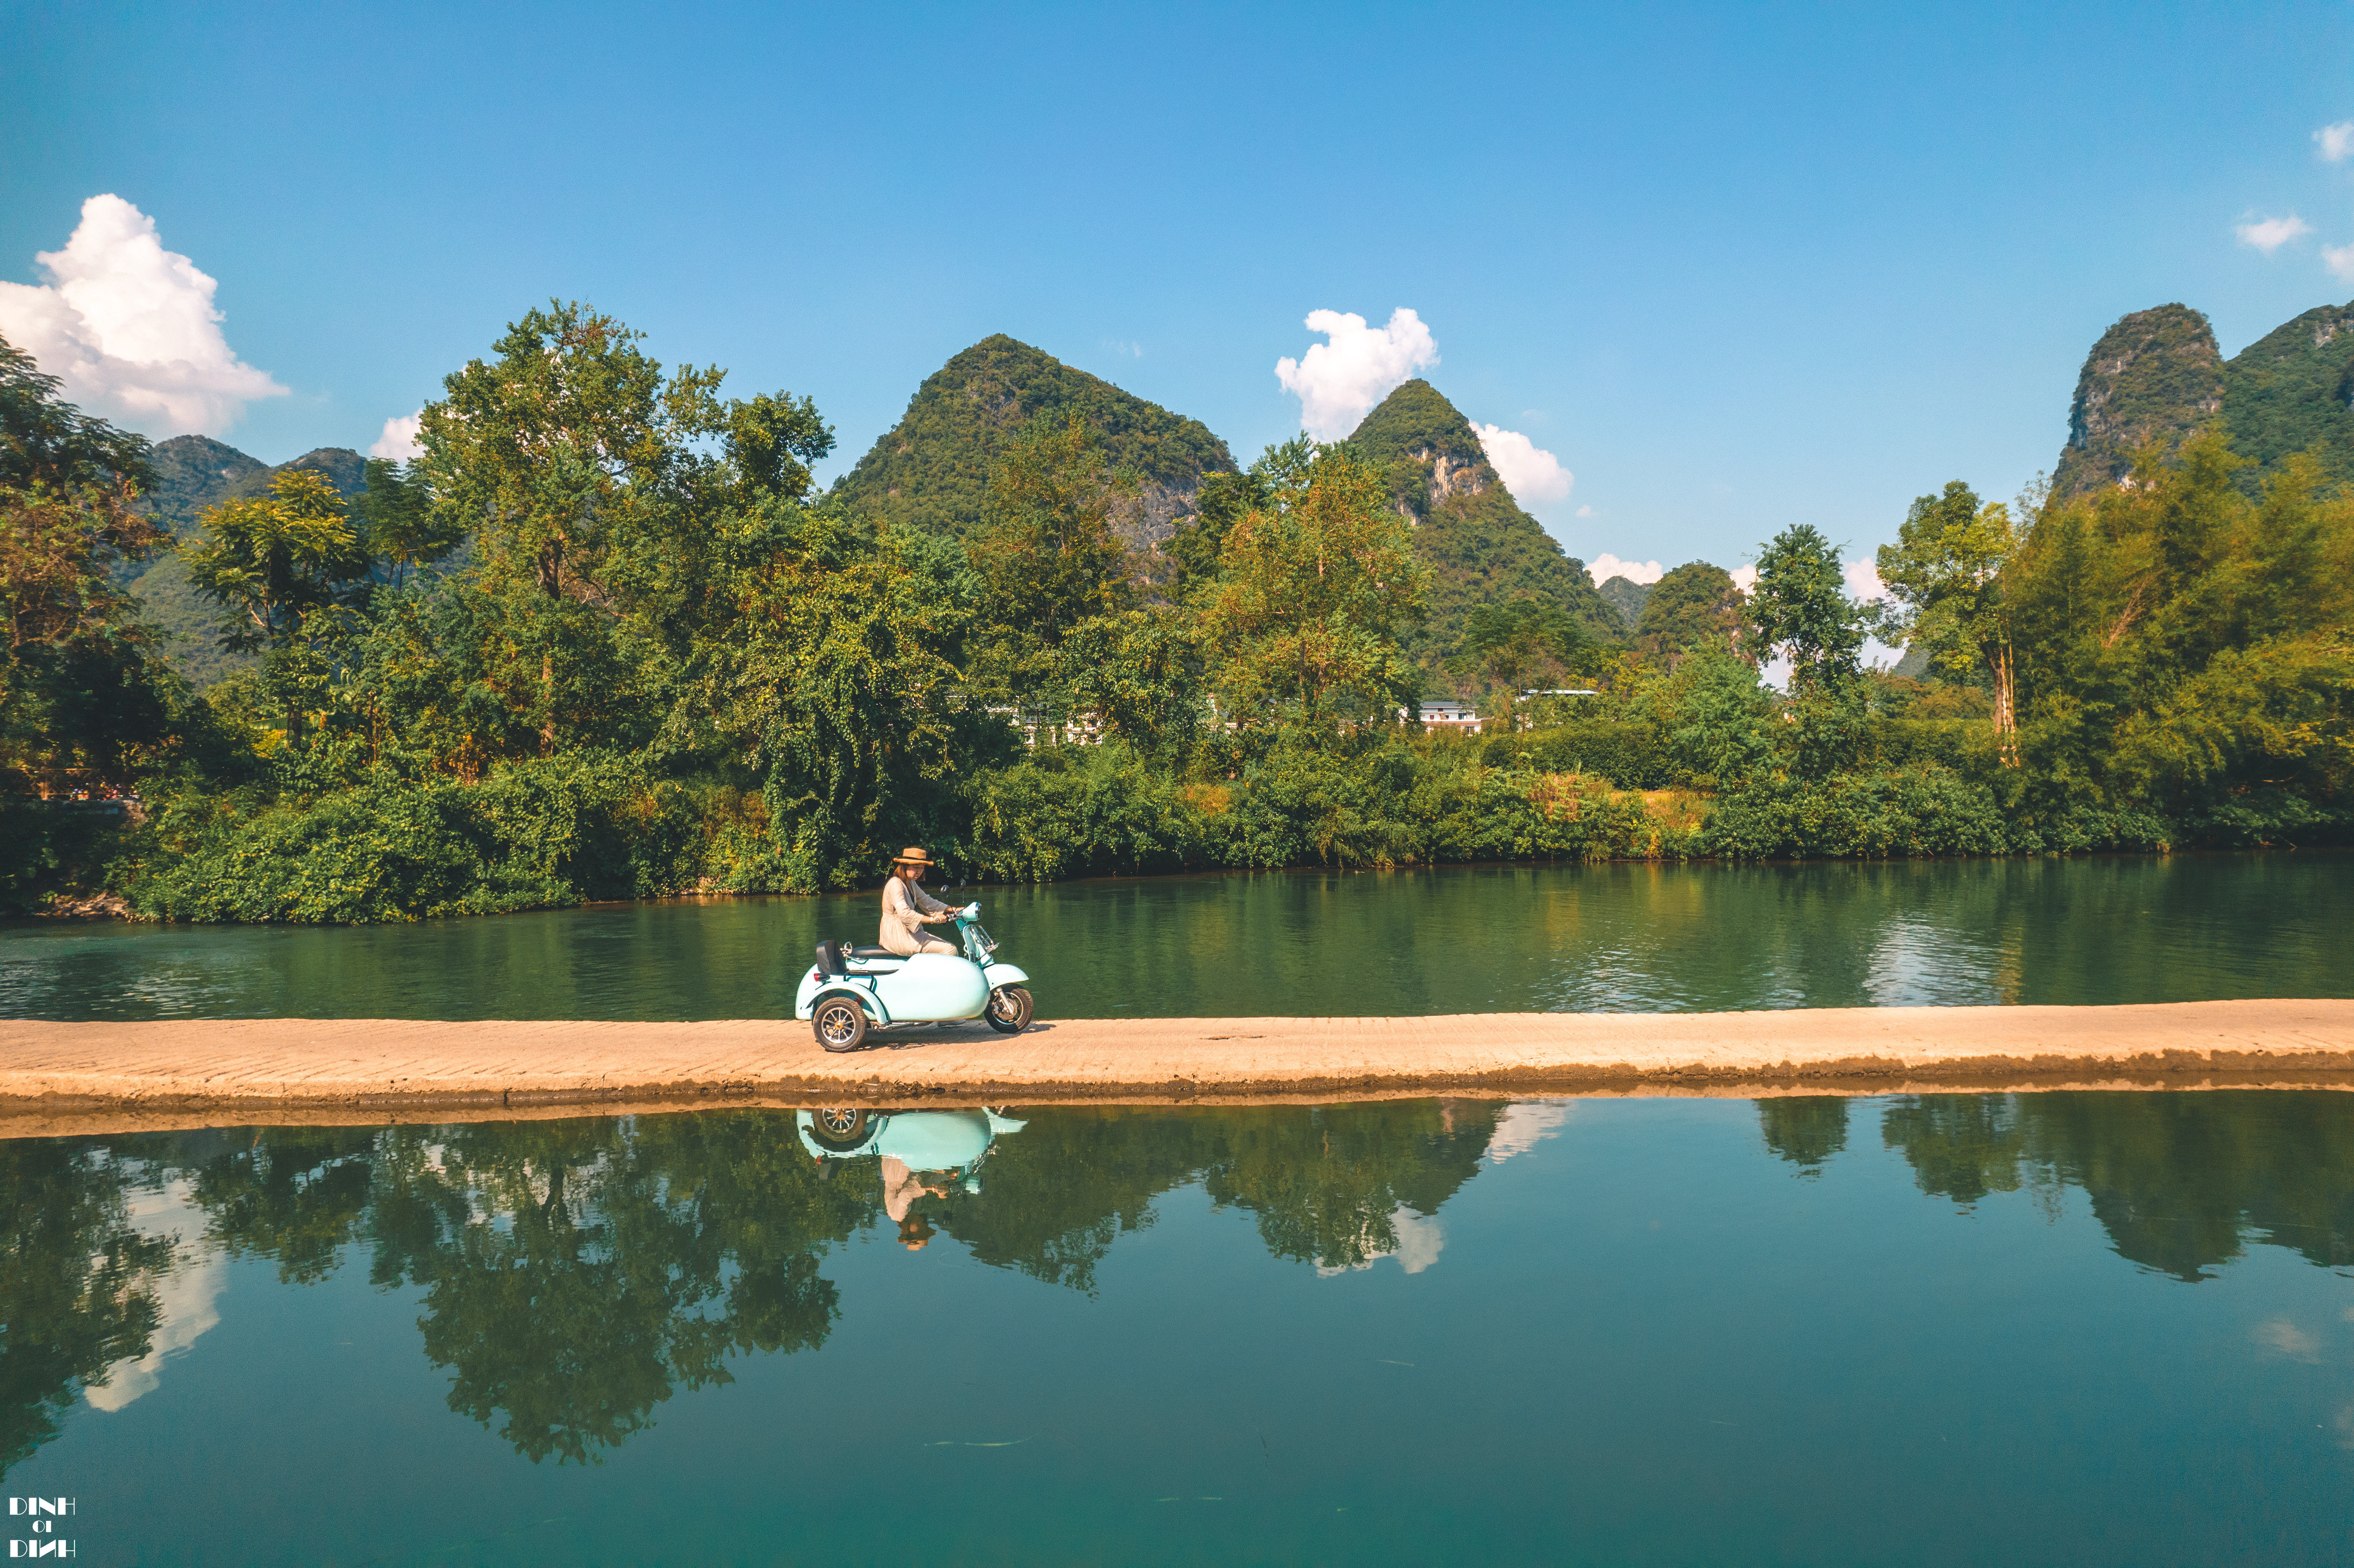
left=813, top=997, right=870, bottom=1052
left=985, top=985, right=1034, bottom=1034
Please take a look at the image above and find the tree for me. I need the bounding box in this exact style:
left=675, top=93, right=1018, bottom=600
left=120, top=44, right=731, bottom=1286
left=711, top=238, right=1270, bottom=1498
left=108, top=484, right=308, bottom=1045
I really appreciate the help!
left=352, top=459, right=465, bottom=589
left=2002, top=431, right=2354, bottom=812
left=965, top=411, right=1139, bottom=715
left=1196, top=439, right=1426, bottom=731
left=1876, top=481, right=2022, bottom=764
left=1749, top=524, right=1864, bottom=692
left=1451, top=597, right=1592, bottom=702
left=1633, top=561, right=1752, bottom=664
left=0, top=332, right=179, bottom=795
left=184, top=469, right=373, bottom=749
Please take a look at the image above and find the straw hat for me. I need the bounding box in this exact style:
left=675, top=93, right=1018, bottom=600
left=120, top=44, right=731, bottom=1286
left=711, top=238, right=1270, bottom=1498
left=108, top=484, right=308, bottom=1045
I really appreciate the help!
left=891, top=846, right=937, bottom=868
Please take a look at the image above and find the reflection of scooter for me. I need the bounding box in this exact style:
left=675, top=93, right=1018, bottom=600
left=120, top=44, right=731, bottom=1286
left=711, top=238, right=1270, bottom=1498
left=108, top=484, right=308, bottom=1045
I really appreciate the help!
left=797, top=905, right=1034, bottom=1053
left=795, top=1107, right=1029, bottom=1187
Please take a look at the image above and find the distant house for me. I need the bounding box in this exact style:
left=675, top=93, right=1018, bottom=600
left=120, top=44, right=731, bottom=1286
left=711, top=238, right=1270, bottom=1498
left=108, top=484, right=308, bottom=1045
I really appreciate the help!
left=1414, top=700, right=1483, bottom=734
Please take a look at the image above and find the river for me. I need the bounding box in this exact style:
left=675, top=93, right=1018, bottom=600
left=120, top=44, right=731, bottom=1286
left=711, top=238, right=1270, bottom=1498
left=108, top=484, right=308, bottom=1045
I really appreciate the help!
left=4, top=851, right=2348, bottom=1021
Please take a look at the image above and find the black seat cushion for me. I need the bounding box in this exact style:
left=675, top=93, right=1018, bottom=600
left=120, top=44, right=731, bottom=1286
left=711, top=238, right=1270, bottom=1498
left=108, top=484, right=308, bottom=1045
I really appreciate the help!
left=848, top=946, right=898, bottom=961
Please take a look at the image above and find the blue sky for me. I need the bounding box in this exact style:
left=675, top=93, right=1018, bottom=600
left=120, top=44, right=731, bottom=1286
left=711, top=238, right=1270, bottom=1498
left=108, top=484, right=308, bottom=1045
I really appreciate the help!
left=5, top=1, right=2351, bottom=584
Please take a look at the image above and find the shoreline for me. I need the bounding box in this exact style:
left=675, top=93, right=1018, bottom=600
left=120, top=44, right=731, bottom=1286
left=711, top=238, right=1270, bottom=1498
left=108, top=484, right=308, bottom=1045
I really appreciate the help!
left=3, top=999, right=2351, bottom=1136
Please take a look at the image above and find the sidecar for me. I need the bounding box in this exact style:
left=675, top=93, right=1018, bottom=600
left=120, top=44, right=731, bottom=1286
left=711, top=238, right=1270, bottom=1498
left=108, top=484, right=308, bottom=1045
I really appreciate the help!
left=796, top=1107, right=1029, bottom=1182
left=796, top=916, right=1032, bottom=1052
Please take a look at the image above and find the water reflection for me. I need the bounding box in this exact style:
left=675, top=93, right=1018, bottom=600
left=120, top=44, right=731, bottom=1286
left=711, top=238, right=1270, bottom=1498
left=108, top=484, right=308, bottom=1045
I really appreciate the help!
left=5, top=1092, right=2352, bottom=1478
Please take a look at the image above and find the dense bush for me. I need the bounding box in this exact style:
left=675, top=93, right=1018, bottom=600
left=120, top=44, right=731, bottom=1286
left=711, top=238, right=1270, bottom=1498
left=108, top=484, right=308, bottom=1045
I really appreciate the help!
left=116, top=753, right=704, bottom=922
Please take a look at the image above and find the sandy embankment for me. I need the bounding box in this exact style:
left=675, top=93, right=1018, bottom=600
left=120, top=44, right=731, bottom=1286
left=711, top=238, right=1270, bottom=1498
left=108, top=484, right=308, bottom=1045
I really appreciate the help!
left=1, top=998, right=2351, bottom=1136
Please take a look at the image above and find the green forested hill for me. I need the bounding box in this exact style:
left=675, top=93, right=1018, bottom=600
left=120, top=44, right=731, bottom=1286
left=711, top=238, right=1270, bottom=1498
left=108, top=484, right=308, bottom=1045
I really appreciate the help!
left=831, top=335, right=1236, bottom=547
left=128, top=437, right=371, bottom=684
left=1597, top=575, right=1651, bottom=627
left=2053, top=299, right=2354, bottom=500
left=2223, top=304, right=2354, bottom=493
left=1345, top=380, right=1625, bottom=671
left=2051, top=304, right=2225, bottom=500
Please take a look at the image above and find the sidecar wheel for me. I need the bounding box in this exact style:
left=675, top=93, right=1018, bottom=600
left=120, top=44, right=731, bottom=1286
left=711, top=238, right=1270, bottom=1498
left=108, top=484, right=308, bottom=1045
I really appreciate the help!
left=985, top=986, right=1034, bottom=1034
left=813, top=997, right=870, bottom=1053
left=806, top=1108, right=876, bottom=1151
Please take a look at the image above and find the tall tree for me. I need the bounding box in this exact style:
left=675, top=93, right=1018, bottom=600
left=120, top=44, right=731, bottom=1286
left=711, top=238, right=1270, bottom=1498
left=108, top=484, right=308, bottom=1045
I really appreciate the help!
left=1750, top=523, right=1868, bottom=778
left=1749, top=524, right=1864, bottom=693
left=1197, top=439, right=1426, bottom=731
left=184, top=469, right=373, bottom=749
left=0, top=333, right=177, bottom=794
left=1633, top=561, right=1753, bottom=665
left=965, top=411, right=1139, bottom=716
left=1877, top=481, right=2024, bottom=764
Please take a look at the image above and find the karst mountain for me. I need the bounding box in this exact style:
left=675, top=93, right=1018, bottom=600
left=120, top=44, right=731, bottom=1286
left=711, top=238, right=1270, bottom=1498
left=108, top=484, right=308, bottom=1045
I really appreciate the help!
left=2054, top=299, right=2354, bottom=499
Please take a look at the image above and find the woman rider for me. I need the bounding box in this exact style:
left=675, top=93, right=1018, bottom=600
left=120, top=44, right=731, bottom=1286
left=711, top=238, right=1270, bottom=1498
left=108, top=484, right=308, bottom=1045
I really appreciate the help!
left=880, top=847, right=964, bottom=955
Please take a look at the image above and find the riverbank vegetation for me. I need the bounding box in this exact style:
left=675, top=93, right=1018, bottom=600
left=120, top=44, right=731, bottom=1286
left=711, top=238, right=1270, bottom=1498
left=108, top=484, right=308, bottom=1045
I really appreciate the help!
left=3, top=307, right=2349, bottom=921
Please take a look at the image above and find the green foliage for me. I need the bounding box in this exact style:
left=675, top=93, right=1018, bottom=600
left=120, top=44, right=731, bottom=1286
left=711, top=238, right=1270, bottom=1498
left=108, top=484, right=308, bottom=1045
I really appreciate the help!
left=830, top=334, right=1233, bottom=540
left=2223, top=303, right=2354, bottom=497
left=1596, top=573, right=1650, bottom=628
left=1, top=331, right=197, bottom=814
left=2007, top=430, right=2354, bottom=816
left=965, top=411, right=1140, bottom=708
left=116, top=753, right=702, bottom=922
left=1197, top=440, right=1426, bottom=730
left=1632, top=561, right=1752, bottom=663
left=1451, top=595, right=1594, bottom=695
left=16, top=301, right=2354, bottom=925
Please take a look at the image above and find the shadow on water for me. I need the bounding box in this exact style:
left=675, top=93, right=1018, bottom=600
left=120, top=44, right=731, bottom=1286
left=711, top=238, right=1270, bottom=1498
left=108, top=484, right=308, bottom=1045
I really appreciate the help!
left=6, top=1090, right=2353, bottom=1479
left=5, top=851, right=2351, bottom=1019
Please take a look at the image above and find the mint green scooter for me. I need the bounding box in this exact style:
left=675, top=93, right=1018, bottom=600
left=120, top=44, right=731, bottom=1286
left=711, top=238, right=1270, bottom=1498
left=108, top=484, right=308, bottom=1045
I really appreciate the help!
left=797, top=905, right=1034, bottom=1052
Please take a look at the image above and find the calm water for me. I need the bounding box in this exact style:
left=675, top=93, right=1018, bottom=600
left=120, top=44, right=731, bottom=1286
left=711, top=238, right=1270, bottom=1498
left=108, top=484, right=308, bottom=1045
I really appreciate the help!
left=6, top=1092, right=2352, bottom=1565
left=5, top=852, right=2351, bottom=1020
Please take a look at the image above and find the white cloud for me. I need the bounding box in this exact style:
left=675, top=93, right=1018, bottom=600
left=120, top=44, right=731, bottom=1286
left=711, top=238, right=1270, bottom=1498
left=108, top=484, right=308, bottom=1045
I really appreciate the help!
left=1586, top=553, right=1663, bottom=586
left=2326, top=243, right=2354, bottom=283
left=1485, top=1102, right=1570, bottom=1164
left=371, top=411, right=424, bottom=461
left=1729, top=564, right=1759, bottom=594
left=2236, top=214, right=2313, bottom=254
left=1574, top=504, right=1594, bottom=518
left=0, top=194, right=286, bottom=437
left=1102, top=339, right=1144, bottom=359
left=1471, top=422, right=1572, bottom=503
left=1274, top=307, right=1438, bottom=439
left=1844, top=557, right=1890, bottom=601
left=82, top=1181, right=224, bottom=1413
left=2317, top=121, right=2354, bottom=162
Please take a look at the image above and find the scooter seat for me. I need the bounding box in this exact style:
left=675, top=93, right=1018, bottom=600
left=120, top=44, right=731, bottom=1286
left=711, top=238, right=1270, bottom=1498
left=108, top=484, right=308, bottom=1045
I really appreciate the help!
left=847, top=946, right=899, bottom=961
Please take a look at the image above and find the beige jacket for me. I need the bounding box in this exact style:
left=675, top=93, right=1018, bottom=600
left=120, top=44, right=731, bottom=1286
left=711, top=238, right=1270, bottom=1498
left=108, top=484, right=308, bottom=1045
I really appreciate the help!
left=880, top=874, right=954, bottom=955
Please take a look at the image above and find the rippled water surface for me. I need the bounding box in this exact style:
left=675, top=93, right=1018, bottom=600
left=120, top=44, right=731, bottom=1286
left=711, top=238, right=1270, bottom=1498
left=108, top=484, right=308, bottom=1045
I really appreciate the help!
left=5, top=852, right=2350, bottom=1020
left=6, top=1092, right=2352, bottom=1566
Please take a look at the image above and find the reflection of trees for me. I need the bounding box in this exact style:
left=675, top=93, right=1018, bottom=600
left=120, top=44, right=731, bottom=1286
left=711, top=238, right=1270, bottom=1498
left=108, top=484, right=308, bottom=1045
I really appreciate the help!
left=1757, top=1098, right=1848, bottom=1175
left=180, top=1127, right=380, bottom=1283
left=928, top=1101, right=1503, bottom=1285
left=1204, top=1101, right=1500, bottom=1271
left=363, top=1114, right=873, bottom=1463
left=930, top=1110, right=1212, bottom=1294
left=1878, top=1091, right=2354, bottom=1281
left=151, top=1113, right=873, bottom=1465
left=0, top=1142, right=174, bottom=1476
left=1880, top=1096, right=2030, bottom=1207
